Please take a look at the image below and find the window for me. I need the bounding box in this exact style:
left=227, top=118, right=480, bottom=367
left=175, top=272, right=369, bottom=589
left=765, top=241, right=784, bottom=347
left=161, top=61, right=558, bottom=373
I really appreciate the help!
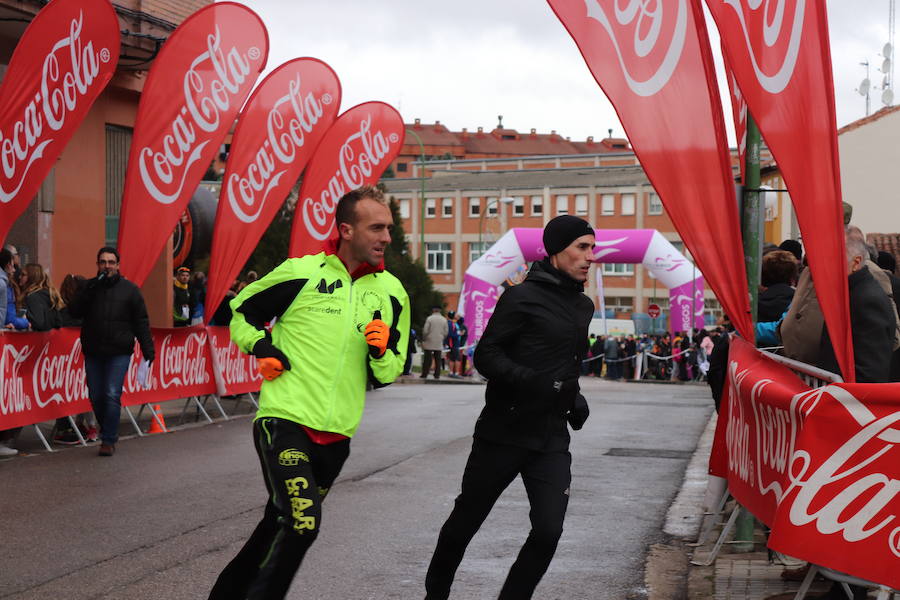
left=556, top=195, right=568, bottom=215
left=396, top=162, right=408, bottom=173
left=469, top=197, right=480, bottom=217
left=531, top=195, right=543, bottom=216
left=469, top=241, right=491, bottom=263
left=648, top=193, right=663, bottom=215
left=602, top=263, right=635, bottom=276
left=575, top=194, right=588, bottom=215
left=442, top=198, right=453, bottom=218
left=486, top=196, right=499, bottom=217
left=512, top=196, right=525, bottom=216
left=105, top=125, right=133, bottom=246
left=603, top=296, right=634, bottom=316
left=425, top=198, right=436, bottom=218
left=399, top=198, right=410, bottom=219
left=601, top=194, right=615, bottom=216
left=621, top=193, right=635, bottom=216
left=426, top=242, right=452, bottom=273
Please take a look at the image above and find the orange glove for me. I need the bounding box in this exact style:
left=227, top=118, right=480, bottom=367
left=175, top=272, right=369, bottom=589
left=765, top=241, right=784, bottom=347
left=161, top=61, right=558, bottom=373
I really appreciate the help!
left=365, top=318, right=390, bottom=358
left=257, top=357, right=286, bottom=381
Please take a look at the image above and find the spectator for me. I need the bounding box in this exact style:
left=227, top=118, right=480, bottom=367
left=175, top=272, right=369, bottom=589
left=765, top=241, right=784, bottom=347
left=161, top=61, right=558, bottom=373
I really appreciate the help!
left=758, top=250, right=798, bottom=324
left=210, top=288, right=236, bottom=327
left=778, top=238, right=803, bottom=262
left=68, top=247, right=155, bottom=457
left=190, top=271, right=206, bottom=325
left=590, top=335, right=604, bottom=377
left=876, top=250, right=900, bottom=381
left=420, top=306, right=448, bottom=379
left=623, top=334, right=637, bottom=380
left=445, top=310, right=461, bottom=378
left=0, top=248, right=27, bottom=331
left=4, top=243, right=21, bottom=282
left=604, top=333, right=620, bottom=379
left=403, top=326, right=417, bottom=376
left=22, top=263, right=63, bottom=331
left=54, top=274, right=97, bottom=445
left=456, top=317, right=469, bottom=376
left=173, top=266, right=195, bottom=327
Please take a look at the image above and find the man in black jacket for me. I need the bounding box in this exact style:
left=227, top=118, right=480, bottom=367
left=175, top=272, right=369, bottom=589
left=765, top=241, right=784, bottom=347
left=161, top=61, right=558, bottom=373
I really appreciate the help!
left=425, top=215, right=594, bottom=600
left=69, top=247, right=155, bottom=456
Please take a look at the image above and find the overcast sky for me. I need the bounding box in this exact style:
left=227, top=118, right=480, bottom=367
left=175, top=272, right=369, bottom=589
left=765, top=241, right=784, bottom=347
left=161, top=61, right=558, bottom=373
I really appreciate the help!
left=248, top=1, right=894, bottom=145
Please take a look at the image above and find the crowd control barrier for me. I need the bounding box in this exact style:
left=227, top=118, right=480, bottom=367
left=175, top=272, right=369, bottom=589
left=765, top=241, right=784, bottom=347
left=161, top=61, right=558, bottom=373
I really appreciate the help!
left=705, top=337, right=900, bottom=596
left=0, top=325, right=262, bottom=446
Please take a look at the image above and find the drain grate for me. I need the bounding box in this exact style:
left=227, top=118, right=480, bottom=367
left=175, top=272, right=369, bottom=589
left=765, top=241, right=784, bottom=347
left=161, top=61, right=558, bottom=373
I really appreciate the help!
left=604, top=447, right=692, bottom=459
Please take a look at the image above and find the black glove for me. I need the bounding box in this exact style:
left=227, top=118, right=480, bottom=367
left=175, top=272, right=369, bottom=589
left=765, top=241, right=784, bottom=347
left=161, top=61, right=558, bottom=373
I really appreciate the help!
left=252, top=338, right=292, bottom=371
left=567, top=394, right=590, bottom=430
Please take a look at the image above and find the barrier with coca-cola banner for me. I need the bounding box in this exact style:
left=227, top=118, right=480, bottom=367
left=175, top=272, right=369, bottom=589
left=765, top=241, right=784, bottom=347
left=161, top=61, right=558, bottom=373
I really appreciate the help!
left=0, top=326, right=260, bottom=430
left=712, top=337, right=900, bottom=590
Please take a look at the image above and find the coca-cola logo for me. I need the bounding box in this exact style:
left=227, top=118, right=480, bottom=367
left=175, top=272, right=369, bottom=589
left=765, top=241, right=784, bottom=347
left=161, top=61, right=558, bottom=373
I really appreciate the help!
left=140, top=332, right=211, bottom=390
left=209, top=332, right=262, bottom=386
left=585, top=0, right=688, bottom=97
left=301, top=115, right=397, bottom=241
left=724, top=0, right=805, bottom=94
left=781, top=385, right=900, bottom=551
left=226, top=74, right=331, bottom=224
left=0, top=13, right=109, bottom=203
left=730, top=72, right=748, bottom=154
left=0, top=343, right=33, bottom=415
left=32, top=336, right=87, bottom=408
left=138, top=26, right=256, bottom=205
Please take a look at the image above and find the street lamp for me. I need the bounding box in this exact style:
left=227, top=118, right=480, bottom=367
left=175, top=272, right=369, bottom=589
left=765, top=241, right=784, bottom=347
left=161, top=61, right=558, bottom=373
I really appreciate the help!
left=404, top=128, right=427, bottom=262
left=477, top=196, right=515, bottom=255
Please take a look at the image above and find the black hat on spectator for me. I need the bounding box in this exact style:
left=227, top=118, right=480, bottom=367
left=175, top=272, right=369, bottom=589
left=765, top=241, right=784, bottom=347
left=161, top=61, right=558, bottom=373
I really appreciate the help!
left=877, top=250, right=897, bottom=274
left=778, top=239, right=803, bottom=261
left=543, top=215, right=595, bottom=256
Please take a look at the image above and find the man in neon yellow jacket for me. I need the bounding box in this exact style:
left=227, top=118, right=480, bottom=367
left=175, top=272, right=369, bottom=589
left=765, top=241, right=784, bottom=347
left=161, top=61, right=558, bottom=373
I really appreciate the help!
left=209, top=185, right=410, bottom=600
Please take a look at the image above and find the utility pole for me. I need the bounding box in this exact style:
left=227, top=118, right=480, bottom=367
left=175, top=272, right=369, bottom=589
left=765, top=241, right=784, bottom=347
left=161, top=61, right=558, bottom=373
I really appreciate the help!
left=734, top=113, right=763, bottom=552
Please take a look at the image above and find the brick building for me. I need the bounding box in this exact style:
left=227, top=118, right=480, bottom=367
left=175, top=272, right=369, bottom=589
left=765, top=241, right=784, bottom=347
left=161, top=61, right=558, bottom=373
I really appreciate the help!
left=1, top=0, right=210, bottom=325
left=382, top=164, right=724, bottom=325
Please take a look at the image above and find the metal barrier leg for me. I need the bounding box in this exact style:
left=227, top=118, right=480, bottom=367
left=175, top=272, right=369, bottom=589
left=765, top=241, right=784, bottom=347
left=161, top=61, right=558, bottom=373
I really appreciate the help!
left=793, top=564, right=819, bottom=600
left=690, top=504, right=741, bottom=566
left=68, top=415, right=87, bottom=446
left=32, top=424, right=53, bottom=452
left=124, top=406, right=144, bottom=436
left=208, top=394, right=229, bottom=420
left=247, top=392, right=259, bottom=410
left=690, top=487, right=731, bottom=547
left=191, top=396, right=213, bottom=424
left=179, top=397, right=192, bottom=424
left=839, top=582, right=854, bottom=599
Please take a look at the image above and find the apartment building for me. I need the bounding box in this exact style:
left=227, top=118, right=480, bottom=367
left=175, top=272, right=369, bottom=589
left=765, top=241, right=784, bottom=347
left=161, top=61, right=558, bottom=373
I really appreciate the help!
left=383, top=164, right=725, bottom=324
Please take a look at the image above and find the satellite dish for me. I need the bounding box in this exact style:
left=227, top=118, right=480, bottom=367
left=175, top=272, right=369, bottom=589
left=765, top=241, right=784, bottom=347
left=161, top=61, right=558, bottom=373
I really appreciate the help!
left=882, top=57, right=892, bottom=73
left=885, top=42, right=893, bottom=57
left=883, top=88, right=895, bottom=106
left=859, top=78, right=871, bottom=95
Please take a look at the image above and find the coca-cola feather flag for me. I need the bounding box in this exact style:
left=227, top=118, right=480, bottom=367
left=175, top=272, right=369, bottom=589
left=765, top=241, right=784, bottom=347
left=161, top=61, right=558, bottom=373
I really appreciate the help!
left=288, top=102, right=404, bottom=258
left=547, top=0, right=753, bottom=340
left=705, top=2, right=853, bottom=380
left=204, top=58, right=341, bottom=322
left=0, top=0, right=120, bottom=242
left=723, top=50, right=748, bottom=184
left=117, top=2, right=268, bottom=287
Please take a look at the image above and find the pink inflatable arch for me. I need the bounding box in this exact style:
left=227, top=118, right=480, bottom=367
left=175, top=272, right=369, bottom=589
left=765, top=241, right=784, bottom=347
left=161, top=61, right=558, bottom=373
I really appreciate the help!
left=458, top=228, right=705, bottom=346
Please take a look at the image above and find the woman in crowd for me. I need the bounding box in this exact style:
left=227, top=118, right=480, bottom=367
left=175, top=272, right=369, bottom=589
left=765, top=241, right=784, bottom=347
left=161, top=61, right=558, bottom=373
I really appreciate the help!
left=22, top=263, right=63, bottom=331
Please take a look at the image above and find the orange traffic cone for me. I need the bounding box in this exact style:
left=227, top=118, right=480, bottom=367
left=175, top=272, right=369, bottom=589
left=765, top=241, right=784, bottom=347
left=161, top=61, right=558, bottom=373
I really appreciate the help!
left=148, top=405, right=167, bottom=434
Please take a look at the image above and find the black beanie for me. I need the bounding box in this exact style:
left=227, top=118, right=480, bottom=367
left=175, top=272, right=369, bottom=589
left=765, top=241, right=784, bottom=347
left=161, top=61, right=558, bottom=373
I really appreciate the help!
left=877, top=250, right=896, bottom=273
left=543, top=215, right=595, bottom=256
left=778, top=239, right=802, bottom=262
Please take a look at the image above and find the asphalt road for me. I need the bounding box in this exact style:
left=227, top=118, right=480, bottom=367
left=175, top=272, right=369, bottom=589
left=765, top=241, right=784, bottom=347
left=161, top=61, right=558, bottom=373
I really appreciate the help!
left=0, top=378, right=713, bottom=600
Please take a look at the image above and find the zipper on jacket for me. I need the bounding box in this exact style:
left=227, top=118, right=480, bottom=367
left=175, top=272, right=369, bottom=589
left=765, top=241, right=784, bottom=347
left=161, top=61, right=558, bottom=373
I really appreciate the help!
left=324, top=273, right=352, bottom=431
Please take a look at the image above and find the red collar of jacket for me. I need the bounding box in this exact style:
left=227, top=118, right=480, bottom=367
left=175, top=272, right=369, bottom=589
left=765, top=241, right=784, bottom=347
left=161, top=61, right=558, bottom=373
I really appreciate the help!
left=323, top=236, right=384, bottom=280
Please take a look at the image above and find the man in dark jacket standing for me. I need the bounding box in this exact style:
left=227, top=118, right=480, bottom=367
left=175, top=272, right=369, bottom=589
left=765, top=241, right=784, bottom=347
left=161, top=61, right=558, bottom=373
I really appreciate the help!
left=425, top=215, right=594, bottom=600
left=69, top=247, right=155, bottom=456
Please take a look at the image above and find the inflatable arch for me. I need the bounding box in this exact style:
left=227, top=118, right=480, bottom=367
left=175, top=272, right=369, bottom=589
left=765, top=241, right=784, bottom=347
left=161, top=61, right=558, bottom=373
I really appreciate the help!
left=458, top=228, right=705, bottom=346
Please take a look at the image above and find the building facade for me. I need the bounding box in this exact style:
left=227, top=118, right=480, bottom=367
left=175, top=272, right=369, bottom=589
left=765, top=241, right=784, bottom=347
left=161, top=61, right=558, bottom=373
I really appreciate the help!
left=383, top=164, right=724, bottom=326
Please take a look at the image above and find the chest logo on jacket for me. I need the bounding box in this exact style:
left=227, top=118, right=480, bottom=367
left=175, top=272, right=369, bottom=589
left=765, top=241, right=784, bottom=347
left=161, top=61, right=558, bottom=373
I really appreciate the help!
left=315, top=278, right=343, bottom=294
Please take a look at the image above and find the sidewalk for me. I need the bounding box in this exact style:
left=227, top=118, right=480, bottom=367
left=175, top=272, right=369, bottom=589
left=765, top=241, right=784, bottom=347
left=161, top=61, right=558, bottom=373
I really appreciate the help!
left=659, top=413, right=839, bottom=600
